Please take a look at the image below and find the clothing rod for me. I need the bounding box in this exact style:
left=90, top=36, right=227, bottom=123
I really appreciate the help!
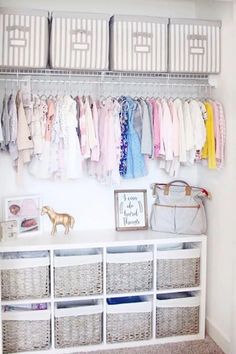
left=0, top=78, right=212, bottom=87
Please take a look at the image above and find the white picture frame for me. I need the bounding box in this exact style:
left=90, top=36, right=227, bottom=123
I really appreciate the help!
left=114, top=189, right=148, bottom=231
left=0, top=220, right=18, bottom=242
left=4, top=195, right=42, bottom=236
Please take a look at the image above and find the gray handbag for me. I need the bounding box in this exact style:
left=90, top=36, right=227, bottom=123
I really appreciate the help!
left=150, top=180, right=209, bottom=235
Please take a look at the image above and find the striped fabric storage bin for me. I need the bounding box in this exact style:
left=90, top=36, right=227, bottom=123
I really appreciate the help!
left=50, top=12, right=110, bottom=70
left=110, top=15, right=168, bottom=72
left=0, top=7, right=49, bottom=68
left=169, top=18, right=221, bottom=73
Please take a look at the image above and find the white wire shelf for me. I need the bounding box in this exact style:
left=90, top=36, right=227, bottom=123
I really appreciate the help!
left=0, top=68, right=214, bottom=98
left=0, top=68, right=209, bottom=80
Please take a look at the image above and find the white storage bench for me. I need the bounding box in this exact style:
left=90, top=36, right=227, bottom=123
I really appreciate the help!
left=110, top=15, right=168, bottom=72
left=54, top=300, right=103, bottom=348
left=169, top=18, right=221, bottom=73
left=50, top=11, right=110, bottom=70
left=156, top=292, right=200, bottom=338
left=1, top=252, right=50, bottom=300
left=2, top=307, right=51, bottom=353
left=156, top=245, right=200, bottom=290
left=106, top=296, right=152, bottom=343
left=54, top=249, right=103, bottom=297
left=106, top=247, right=153, bottom=294
left=0, top=7, right=49, bottom=68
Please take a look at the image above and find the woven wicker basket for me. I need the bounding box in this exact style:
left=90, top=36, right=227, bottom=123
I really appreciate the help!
left=55, top=302, right=103, bottom=348
left=2, top=309, right=51, bottom=353
left=1, top=256, right=50, bottom=300
left=54, top=254, right=103, bottom=297
left=156, top=248, right=200, bottom=289
left=106, top=301, right=152, bottom=343
left=156, top=294, right=200, bottom=338
left=106, top=252, right=153, bottom=294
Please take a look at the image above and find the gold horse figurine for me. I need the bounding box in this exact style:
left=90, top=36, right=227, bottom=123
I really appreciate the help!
left=41, top=206, right=75, bottom=235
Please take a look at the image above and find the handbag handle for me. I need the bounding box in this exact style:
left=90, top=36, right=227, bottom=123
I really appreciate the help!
left=150, top=181, right=190, bottom=196
left=164, top=180, right=191, bottom=196
left=151, top=181, right=210, bottom=199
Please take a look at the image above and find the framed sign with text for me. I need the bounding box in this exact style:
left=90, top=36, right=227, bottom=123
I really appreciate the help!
left=114, top=189, right=148, bottom=231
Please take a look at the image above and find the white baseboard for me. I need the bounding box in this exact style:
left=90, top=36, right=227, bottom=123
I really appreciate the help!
left=206, top=318, right=231, bottom=354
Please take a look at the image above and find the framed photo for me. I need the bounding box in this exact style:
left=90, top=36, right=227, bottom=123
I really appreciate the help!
left=0, top=220, right=18, bottom=242
left=4, top=195, right=41, bottom=236
left=114, top=189, right=148, bottom=231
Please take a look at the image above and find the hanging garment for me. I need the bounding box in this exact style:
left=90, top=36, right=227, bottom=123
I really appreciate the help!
left=150, top=98, right=160, bottom=158
left=0, top=111, right=3, bottom=146
left=183, top=100, right=195, bottom=164
left=212, top=101, right=221, bottom=162
left=61, top=96, right=83, bottom=179
left=30, top=95, right=44, bottom=155
left=202, top=101, right=217, bottom=169
left=168, top=99, right=180, bottom=177
left=146, top=99, right=154, bottom=158
left=119, top=96, right=130, bottom=176
left=133, top=99, right=143, bottom=141
left=157, top=98, right=164, bottom=157
left=173, top=98, right=187, bottom=163
left=104, top=98, right=120, bottom=181
left=90, top=99, right=100, bottom=162
left=7, top=94, right=18, bottom=162
left=111, top=99, right=122, bottom=184
left=29, top=98, right=51, bottom=179
left=189, top=99, right=206, bottom=151
left=140, top=98, right=152, bottom=156
left=168, top=99, right=179, bottom=158
left=45, top=99, right=55, bottom=142
left=16, top=90, right=34, bottom=163
left=1, top=94, right=11, bottom=149
left=8, top=94, right=17, bottom=144
left=86, top=98, right=121, bottom=184
left=84, top=96, right=97, bottom=158
left=161, top=98, right=173, bottom=161
left=77, top=97, right=88, bottom=158
left=216, top=101, right=226, bottom=168
left=124, top=97, right=147, bottom=179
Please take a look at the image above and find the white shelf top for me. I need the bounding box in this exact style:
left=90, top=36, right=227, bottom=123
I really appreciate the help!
left=0, top=229, right=206, bottom=252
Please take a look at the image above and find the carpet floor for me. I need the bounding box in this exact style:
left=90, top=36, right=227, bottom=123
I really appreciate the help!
left=80, top=336, right=224, bottom=354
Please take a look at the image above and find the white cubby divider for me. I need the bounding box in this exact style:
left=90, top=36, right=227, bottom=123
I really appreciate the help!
left=0, top=229, right=207, bottom=354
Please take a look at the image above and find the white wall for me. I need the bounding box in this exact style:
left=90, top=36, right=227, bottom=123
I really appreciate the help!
left=0, top=0, right=235, bottom=353
left=0, top=0, right=196, bottom=17
left=194, top=2, right=235, bottom=353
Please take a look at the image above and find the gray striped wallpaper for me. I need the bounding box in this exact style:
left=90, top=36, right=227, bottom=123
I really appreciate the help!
left=169, top=19, right=221, bottom=73
left=50, top=14, right=109, bottom=70
left=0, top=10, right=48, bottom=68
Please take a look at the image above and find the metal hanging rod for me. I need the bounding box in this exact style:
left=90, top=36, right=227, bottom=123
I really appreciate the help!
left=0, top=68, right=210, bottom=81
